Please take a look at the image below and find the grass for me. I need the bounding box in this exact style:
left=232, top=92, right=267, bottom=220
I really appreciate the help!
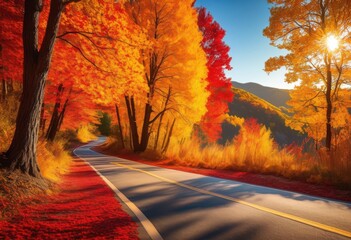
left=100, top=117, right=351, bottom=189
left=166, top=120, right=351, bottom=188
left=77, top=125, right=97, bottom=143
left=37, top=139, right=73, bottom=182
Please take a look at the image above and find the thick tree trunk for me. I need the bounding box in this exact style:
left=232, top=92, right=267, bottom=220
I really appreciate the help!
left=115, top=104, right=125, bottom=148
left=3, top=0, right=64, bottom=177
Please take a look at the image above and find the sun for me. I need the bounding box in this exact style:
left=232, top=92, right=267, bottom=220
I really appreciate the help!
left=326, top=35, right=339, bottom=52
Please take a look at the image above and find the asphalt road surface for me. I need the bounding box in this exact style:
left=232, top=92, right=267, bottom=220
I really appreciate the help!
left=74, top=137, right=351, bottom=240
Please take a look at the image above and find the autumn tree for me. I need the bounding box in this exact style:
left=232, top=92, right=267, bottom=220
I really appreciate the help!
left=0, top=0, right=84, bottom=177
left=123, top=0, right=208, bottom=152
left=198, top=7, right=233, bottom=142
left=1, top=0, right=130, bottom=176
left=57, top=0, right=147, bottom=148
left=264, top=0, right=351, bottom=150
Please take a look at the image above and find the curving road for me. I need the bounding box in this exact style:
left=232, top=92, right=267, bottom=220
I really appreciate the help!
left=74, top=137, right=351, bottom=240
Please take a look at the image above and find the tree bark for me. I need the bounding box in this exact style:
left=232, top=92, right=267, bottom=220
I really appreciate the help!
left=125, top=96, right=140, bottom=151
left=325, top=54, right=332, bottom=150
left=3, top=0, right=65, bottom=177
left=139, top=102, right=152, bottom=152
left=162, top=118, right=176, bottom=154
left=161, top=120, right=169, bottom=151
left=154, top=87, right=171, bottom=150
left=46, top=84, right=63, bottom=141
left=57, top=97, right=68, bottom=132
left=115, top=104, right=125, bottom=148
left=1, top=79, right=8, bottom=101
left=40, top=103, right=46, bottom=133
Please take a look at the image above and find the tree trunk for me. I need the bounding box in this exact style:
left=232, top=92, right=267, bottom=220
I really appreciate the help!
left=125, top=96, right=140, bottom=152
left=3, top=0, right=64, bottom=177
left=139, top=103, right=152, bottom=152
left=46, top=84, right=63, bottom=141
left=154, top=87, right=171, bottom=150
left=161, top=120, right=169, bottom=151
left=1, top=79, right=8, bottom=101
left=57, top=98, right=68, bottom=132
left=162, top=118, right=176, bottom=154
left=115, top=104, right=125, bottom=148
left=40, top=103, right=46, bottom=133
left=326, top=56, right=332, bottom=150
left=8, top=79, right=14, bottom=93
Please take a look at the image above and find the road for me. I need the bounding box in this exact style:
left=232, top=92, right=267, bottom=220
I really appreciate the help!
left=73, top=138, right=351, bottom=240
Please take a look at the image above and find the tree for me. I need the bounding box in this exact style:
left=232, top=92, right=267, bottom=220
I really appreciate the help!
left=97, top=112, right=112, bottom=136
left=57, top=0, right=148, bottom=148
left=1, top=0, right=83, bottom=177
left=123, top=0, right=208, bottom=152
left=264, top=0, right=351, bottom=150
left=198, top=7, right=233, bottom=142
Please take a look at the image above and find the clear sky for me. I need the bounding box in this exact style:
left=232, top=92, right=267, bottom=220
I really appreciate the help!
left=195, top=0, right=296, bottom=90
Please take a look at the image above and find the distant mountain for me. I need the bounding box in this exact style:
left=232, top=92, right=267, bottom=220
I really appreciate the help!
left=231, top=81, right=291, bottom=110
left=220, top=87, right=305, bottom=147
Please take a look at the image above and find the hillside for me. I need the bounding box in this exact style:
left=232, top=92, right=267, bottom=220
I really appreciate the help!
left=220, top=87, right=305, bottom=147
left=231, top=81, right=291, bottom=109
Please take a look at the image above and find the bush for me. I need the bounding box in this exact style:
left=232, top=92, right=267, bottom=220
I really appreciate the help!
left=37, top=139, right=72, bottom=182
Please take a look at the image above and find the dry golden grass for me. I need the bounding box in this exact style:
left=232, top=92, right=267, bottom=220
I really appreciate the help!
left=0, top=95, right=19, bottom=152
left=166, top=119, right=351, bottom=188
left=77, top=125, right=97, bottom=143
left=167, top=127, right=303, bottom=174
left=37, top=140, right=72, bottom=182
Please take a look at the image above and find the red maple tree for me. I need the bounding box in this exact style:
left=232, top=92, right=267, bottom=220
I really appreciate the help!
left=198, top=7, right=233, bottom=142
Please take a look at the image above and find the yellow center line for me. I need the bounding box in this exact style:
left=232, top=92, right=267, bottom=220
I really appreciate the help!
left=111, top=161, right=351, bottom=238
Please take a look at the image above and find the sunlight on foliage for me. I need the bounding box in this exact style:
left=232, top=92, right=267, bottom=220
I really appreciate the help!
left=77, top=125, right=97, bottom=143
left=37, top=140, right=72, bottom=182
left=165, top=118, right=351, bottom=187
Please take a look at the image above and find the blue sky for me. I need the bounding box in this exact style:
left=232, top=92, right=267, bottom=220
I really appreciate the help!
left=195, top=0, right=295, bottom=89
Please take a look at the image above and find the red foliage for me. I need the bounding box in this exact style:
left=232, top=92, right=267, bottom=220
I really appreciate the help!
left=198, top=7, right=234, bottom=142
left=0, top=0, right=24, bottom=82
left=243, top=118, right=261, bottom=136
left=0, top=160, right=139, bottom=239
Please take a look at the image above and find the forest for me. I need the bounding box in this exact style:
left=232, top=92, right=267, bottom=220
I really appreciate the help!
left=1, top=0, right=351, bottom=237
left=0, top=0, right=351, bottom=239
left=1, top=0, right=351, bottom=185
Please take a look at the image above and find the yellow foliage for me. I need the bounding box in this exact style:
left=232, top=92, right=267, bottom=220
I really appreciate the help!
left=37, top=140, right=72, bottom=182
left=77, top=125, right=97, bottom=143
left=0, top=94, right=19, bottom=152
left=225, top=114, right=245, bottom=127
left=166, top=122, right=298, bottom=173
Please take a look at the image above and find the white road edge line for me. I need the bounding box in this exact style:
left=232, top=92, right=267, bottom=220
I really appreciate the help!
left=73, top=148, right=163, bottom=240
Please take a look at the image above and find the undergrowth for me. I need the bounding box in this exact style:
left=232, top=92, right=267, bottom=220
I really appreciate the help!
left=101, top=118, right=351, bottom=189
left=37, top=139, right=72, bottom=182
left=165, top=119, right=351, bottom=188
left=77, top=125, right=97, bottom=143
